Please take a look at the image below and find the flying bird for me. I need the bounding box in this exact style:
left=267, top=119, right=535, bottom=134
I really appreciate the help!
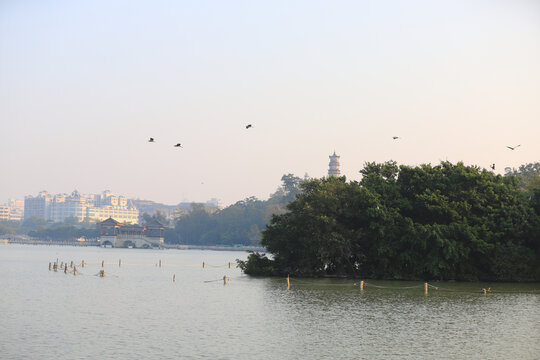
left=490, top=164, right=495, bottom=170
left=245, top=124, right=252, bottom=129
left=506, top=145, right=520, bottom=150
left=148, top=138, right=155, bottom=142
left=392, top=136, right=400, bottom=140
left=174, top=143, right=183, bottom=148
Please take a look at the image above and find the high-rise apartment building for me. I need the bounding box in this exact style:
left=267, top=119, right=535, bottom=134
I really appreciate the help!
left=0, top=199, right=24, bottom=221
left=24, top=190, right=138, bottom=224
left=0, top=205, right=10, bottom=221
left=7, top=199, right=24, bottom=221
left=24, top=191, right=53, bottom=220
left=48, top=190, right=90, bottom=223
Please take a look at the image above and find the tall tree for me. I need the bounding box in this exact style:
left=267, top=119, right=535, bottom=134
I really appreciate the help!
left=240, top=162, right=540, bottom=281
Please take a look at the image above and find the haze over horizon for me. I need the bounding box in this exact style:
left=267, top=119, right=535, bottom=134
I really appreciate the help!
left=1, top=0, right=539, bottom=206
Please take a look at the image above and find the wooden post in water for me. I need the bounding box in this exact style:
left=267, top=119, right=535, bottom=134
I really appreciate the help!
left=49, top=262, right=52, bottom=271
left=223, top=275, right=228, bottom=285
left=119, top=259, right=121, bottom=267
left=159, top=260, right=162, bottom=267
left=100, top=270, right=105, bottom=277
left=54, top=263, right=58, bottom=272
left=102, top=260, right=105, bottom=268
left=64, top=264, right=68, bottom=274
left=360, top=280, right=364, bottom=291
left=173, top=274, right=176, bottom=282
left=287, top=274, right=290, bottom=290
left=202, top=262, right=205, bottom=269
left=229, top=262, right=231, bottom=269
left=425, top=282, right=428, bottom=295
left=81, top=260, right=85, bottom=268
left=60, top=261, right=64, bottom=268
left=70, top=261, right=74, bottom=268
left=73, top=266, right=77, bottom=276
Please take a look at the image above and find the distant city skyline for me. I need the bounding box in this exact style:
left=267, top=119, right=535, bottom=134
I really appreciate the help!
left=1, top=1, right=538, bottom=206
left=17, top=188, right=222, bottom=206
left=18, top=188, right=222, bottom=224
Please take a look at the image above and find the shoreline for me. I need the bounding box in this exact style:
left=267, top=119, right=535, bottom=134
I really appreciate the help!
left=0, top=238, right=264, bottom=252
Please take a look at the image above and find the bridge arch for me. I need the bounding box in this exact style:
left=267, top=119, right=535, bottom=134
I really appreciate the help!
left=122, top=240, right=136, bottom=248
left=101, top=240, right=113, bottom=247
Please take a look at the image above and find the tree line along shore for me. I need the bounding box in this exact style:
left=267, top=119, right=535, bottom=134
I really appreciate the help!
left=238, top=162, right=539, bottom=282
left=2, top=161, right=539, bottom=282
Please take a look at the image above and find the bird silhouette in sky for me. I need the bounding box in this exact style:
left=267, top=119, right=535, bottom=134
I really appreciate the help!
left=490, top=164, right=495, bottom=170
left=392, top=136, right=400, bottom=140
left=148, top=138, right=155, bottom=142
left=506, top=145, right=520, bottom=150
left=174, top=143, right=183, bottom=148
left=246, top=124, right=252, bottom=129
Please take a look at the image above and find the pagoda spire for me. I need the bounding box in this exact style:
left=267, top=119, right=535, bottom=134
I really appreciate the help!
left=328, top=152, right=341, bottom=177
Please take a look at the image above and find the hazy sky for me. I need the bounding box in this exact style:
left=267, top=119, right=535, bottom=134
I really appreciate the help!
left=1, top=0, right=539, bottom=206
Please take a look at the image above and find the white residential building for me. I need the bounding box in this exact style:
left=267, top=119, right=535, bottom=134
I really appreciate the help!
left=24, top=190, right=139, bottom=224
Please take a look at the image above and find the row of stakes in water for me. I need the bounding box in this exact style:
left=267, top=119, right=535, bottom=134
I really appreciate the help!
left=49, top=259, right=105, bottom=277
left=48, top=260, right=232, bottom=282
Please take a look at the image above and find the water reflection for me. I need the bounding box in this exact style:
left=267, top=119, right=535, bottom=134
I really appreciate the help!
left=255, top=277, right=540, bottom=359
left=0, top=245, right=539, bottom=360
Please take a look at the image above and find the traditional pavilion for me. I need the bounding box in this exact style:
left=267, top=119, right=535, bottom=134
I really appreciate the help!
left=98, top=217, right=165, bottom=248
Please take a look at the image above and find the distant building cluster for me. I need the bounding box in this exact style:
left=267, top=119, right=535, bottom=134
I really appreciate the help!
left=24, top=190, right=139, bottom=224
left=4, top=152, right=338, bottom=224
left=4, top=155, right=344, bottom=225
left=206, top=198, right=223, bottom=208
left=0, top=199, right=24, bottom=221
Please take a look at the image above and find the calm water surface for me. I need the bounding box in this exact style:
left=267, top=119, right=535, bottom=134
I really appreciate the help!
left=1, top=244, right=539, bottom=359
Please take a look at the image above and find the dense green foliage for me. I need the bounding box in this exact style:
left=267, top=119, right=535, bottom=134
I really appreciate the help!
left=28, top=224, right=99, bottom=241
left=0, top=220, right=21, bottom=235
left=238, top=162, right=540, bottom=281
left=0, top=216, right=99, bottom=240
left=141, top=211, right=170, bottom=226
left=165, top=174, right=303, bottom=245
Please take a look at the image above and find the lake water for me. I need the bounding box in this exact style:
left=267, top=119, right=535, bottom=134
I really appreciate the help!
left=1, top=244, right=539, bottom=359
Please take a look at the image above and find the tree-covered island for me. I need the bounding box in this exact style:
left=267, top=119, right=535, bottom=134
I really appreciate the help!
left=238, top=161, right=540, bottom=282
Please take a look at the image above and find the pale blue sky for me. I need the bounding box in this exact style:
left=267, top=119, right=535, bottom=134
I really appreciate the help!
left=1, top=0, right=539, bottom=205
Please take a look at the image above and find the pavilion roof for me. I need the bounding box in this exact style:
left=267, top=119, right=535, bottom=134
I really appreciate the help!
left=99, top=217, right=120, bottom=226
left=145, top=219, right=166, bottom=228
